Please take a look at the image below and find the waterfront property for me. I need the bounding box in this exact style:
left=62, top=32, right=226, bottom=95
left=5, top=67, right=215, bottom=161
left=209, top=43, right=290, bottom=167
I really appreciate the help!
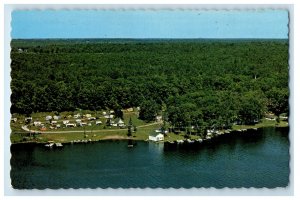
left=149, top=132, right=164, bottom=142
left=10, top=127, right=289, bottom=189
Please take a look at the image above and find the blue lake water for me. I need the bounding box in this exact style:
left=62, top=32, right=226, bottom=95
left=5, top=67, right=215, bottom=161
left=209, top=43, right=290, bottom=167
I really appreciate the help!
left=10, top=127, right=289, bottom=189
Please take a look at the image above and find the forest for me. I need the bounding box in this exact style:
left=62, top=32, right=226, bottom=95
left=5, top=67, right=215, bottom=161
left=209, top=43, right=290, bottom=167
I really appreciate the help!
left=10, top=39, right=289, bottom=131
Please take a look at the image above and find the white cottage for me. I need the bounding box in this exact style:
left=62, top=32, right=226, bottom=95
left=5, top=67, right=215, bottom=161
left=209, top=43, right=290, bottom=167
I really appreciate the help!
left=117, top=119, right=125, bottom=127
left=149, top=132, right=164, bottom=142
left=66, top=123, right=76, bottom=127
left=45, top=115, right=52, bottom=121
left=53, top=115, right=61, bottom=120
left=33, top=121, right=42, bottom=126
left=96, top=121, right=102, bottom=125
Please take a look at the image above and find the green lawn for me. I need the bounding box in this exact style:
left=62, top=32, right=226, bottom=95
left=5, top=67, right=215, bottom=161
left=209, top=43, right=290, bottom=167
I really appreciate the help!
left=10, top=110, right=162, bottom=143
left=232, top=118, right=288, bottom=130
left=10, top=111, right=289, bottom=144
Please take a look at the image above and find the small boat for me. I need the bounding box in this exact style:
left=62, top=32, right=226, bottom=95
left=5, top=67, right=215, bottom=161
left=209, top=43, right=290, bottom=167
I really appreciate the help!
left=196, top=138, right=203, bottom=142
left=176, top=140, right=184, bottom=144
left=127, top=140, right=136, bottom=148
left=187, top=139, right=194, bottom=143
left=45, top=143, right=54, bottom=148
left=55, top=143, right=63, bottom=147
left=252, top=128, right=258, bottom=131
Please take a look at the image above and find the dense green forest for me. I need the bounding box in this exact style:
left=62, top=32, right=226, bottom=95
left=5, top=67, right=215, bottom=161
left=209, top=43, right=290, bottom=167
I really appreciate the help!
left=11, top=39, right=289, bottom=130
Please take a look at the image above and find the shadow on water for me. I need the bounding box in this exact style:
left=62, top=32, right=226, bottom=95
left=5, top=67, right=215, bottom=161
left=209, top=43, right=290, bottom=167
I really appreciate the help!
left=10, top=127, right=289, bottom=189
left=163, top=128, right=266, bottom=153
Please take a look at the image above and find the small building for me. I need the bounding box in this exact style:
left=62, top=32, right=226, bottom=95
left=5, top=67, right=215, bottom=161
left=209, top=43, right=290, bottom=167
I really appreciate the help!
left=280, top=116, right=288, bottom=121
left=33, top=121, right=42, bottom=126
left=149, top=132, right=164, bottom=142
left=45, top=116, right=52, bottom=121
left=155, top=115, right=162, bottom=122
left=117, top=119, right=125, bottom=127
left=51, top=121, right=57, bottom=124
left=74, top=114, right=81, bottom=119
left=265, top=113, right=276, bottom=121
left=127, top=108, right=134, bottom=112
left=110, top=118, right=125, bottom=127
left=104, top=114, right=114, bottom=119
left=66, top=123, right=76, bottom=127
left=79, top=122, right=87, bottom=126
left=155, top=129, right=162, bottom=133
left=63, top=120, right=70, bottom=125
left=53, top=115, right=61, bottom=120
left=96, top=121, right=102, bottom=125
left=110, top=120, right=117, bottom=126
left=24, top=117, right=32, bottom=122
left=85, top=114, right=92, bottom=118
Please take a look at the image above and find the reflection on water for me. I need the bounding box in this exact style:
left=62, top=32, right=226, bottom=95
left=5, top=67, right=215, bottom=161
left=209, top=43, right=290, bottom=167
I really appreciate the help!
left=11, top=127, right=289, bottom=189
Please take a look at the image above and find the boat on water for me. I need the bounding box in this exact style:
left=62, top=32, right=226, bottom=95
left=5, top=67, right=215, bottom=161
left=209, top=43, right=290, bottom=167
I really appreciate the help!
left=127, top=140, right=136, bottom=148
left=55, top=143, right=63, bottom=147
left=176, top=140, right=184, bottom=144
left=187, top=139, right=194, bottom=143
left=195, top=138, right=203, bottom=143
left=45, top=143, right=54, bottom=148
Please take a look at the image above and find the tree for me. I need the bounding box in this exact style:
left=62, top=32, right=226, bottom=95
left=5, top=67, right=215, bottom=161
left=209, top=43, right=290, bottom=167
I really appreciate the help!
left=239, top=91, right=267, bottom=125
left=127, top=117, right=133, bottom=136
left=266, top=87, right=289, bottom=116
left=114, top=108, right=124, bottom=119
left=139, top=99, right=159, bottom=122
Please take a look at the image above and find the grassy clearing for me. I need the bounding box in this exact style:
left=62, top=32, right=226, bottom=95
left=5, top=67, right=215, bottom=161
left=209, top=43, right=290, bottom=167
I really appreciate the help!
left=10, top=120, right=162, bottom=143
left=232, top=118, right=288, bottom=130
left=10, top=110, right=146, bottom=132
left=10, top=111, right=289, bottom=144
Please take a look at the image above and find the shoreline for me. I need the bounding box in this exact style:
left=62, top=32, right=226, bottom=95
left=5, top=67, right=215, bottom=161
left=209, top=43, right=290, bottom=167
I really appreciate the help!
left=10, top=125, right=289, bottom=145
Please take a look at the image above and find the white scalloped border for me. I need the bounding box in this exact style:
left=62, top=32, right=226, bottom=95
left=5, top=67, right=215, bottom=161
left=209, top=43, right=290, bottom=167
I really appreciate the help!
left=3, top=4, right=294, bottom=196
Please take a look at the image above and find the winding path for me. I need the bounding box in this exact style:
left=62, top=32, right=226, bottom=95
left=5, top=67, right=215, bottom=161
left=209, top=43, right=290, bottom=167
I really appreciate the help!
left=21, top=122, right=161, bottom=134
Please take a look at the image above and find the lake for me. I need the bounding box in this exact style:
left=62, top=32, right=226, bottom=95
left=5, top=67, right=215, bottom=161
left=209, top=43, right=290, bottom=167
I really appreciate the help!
left=10, top=127, right=289, bottom=189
